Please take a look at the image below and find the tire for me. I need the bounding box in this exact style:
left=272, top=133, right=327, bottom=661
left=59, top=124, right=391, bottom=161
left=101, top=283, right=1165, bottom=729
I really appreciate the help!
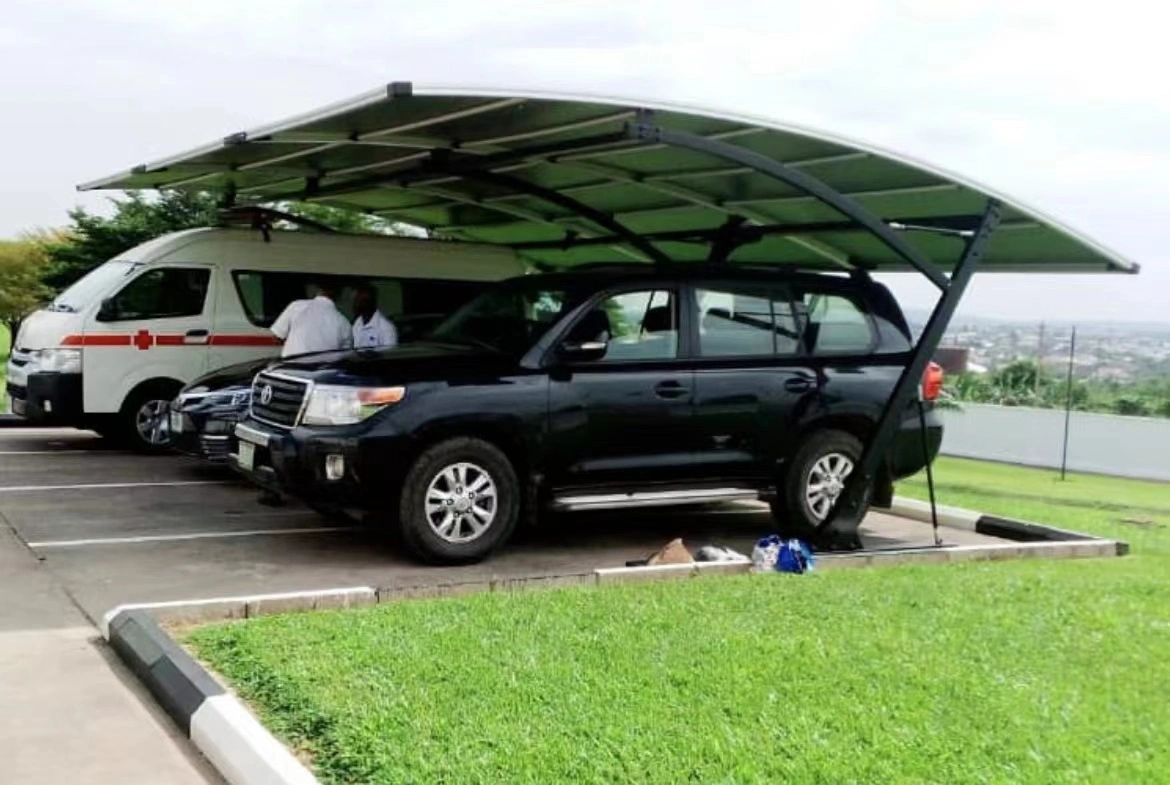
left=771, top=429, right=869, bottom=540
left=119, top=384, right=181, bottom=453
left=398, top=437, right=520, bottom=564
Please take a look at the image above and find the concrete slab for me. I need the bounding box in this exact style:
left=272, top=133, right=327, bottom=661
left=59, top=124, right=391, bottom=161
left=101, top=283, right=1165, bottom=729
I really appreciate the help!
left=0, top=428, right=1013, bottom=627
left=0, top=519, right=220, bottom=784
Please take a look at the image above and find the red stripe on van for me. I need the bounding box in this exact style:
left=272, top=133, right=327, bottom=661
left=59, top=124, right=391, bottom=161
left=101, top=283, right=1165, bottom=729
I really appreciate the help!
left=60, top=334, right=131, bottom=346
left=59, top=333, right=279, bottom=348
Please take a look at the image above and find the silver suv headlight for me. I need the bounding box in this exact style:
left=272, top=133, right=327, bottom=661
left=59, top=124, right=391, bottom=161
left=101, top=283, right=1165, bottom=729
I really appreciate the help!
left=302, top=385, right=405, bottom=426
left=32, top=348, right=82, bottom=374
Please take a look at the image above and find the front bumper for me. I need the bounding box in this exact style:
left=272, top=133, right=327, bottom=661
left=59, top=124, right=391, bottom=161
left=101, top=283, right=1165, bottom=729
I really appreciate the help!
left=231, top=419, right=403, bottom=509
left=6, top=373, right=83, bottom=424
left=170, top=402, right=247, bottom=462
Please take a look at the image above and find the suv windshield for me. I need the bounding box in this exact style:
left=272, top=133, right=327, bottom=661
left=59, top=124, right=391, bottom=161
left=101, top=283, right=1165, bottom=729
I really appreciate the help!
left=49, top=260, right=139, bottom=312
left=429, top=277, right=587, bottom=356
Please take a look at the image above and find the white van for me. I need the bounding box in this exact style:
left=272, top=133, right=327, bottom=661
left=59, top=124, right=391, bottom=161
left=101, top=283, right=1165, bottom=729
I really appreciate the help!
left=5, top=227, right=526, bottom=449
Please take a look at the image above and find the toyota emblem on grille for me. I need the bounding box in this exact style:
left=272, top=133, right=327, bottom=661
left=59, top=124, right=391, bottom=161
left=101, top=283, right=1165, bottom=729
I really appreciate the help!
left=260, top=384, right=274, bottom=405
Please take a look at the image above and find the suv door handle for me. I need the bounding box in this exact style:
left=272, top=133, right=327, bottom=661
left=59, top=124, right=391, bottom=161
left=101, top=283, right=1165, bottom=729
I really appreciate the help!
left=184, top=328, right=210, bottom=345
left=784, top=376, right=814, bottom=393
left=654, top=380, right=690, bottom=399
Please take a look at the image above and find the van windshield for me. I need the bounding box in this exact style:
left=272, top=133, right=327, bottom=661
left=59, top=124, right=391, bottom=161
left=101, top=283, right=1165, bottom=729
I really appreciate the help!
left=49, top=261, right=139, bottom=313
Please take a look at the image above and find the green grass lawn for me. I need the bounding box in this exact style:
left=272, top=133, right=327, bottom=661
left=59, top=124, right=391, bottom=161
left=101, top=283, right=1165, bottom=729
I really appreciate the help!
left=185, top=458, right=1170, bottom=784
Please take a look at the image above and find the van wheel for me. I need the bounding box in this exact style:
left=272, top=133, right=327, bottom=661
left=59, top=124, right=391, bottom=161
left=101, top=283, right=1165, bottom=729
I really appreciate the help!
left=120, top=384, right=181, bottom=453
left=398, top=437, right=519, bottom=564
left=771, top=430, right=869, bottom=541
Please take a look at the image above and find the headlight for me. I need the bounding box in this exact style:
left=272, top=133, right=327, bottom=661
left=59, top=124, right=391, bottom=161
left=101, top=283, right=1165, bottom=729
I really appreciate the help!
left=302, top=385, right=405, bottom=426
left=33, top=348, right=82, bottom=374
left=210, top=390, right=251, bottom=407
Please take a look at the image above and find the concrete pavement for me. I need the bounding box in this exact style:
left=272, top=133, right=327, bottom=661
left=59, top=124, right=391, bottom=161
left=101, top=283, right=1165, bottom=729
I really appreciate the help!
left=0, top=525, right=220, bottom=784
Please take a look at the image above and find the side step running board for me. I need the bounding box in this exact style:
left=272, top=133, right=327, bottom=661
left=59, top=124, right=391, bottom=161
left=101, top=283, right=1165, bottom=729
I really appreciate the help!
left=552, top=487, right=763, bottom=512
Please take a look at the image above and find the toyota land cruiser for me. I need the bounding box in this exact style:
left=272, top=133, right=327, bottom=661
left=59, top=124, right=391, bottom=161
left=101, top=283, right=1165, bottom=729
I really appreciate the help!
left=233, top=266, right=943, bottom=564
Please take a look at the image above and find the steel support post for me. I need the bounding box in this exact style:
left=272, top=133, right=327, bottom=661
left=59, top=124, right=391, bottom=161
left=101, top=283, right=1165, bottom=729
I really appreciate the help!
left=817, top=199, right=1002, bottom=549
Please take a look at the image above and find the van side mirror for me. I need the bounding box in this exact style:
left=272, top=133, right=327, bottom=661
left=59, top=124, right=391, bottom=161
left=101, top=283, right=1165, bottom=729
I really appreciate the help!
left=97, top=298, right=117, bottom=322
left=559, top=340, right=608, bottom=363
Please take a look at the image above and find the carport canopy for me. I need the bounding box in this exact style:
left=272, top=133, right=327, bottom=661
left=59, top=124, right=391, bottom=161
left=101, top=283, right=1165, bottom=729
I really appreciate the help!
left=80, top=82, right=1136, bottom=279
left=79, top=81, right=1137, bottom=550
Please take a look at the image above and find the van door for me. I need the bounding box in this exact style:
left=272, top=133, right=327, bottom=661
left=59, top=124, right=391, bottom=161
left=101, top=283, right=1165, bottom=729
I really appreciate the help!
left=82, top=265, right=214, bottom=415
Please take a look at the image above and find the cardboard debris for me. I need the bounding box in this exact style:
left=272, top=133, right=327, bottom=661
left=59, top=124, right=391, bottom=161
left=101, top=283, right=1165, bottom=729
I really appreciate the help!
left=646, top=538, right=694, bottom=566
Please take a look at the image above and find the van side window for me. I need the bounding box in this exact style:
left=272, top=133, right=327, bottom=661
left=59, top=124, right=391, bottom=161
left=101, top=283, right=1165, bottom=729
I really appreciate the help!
left=799, top=292, right=874, bottom=354
left=100, top=268, right=210, bottom=321
left=231, top=271, right=483, bottom=328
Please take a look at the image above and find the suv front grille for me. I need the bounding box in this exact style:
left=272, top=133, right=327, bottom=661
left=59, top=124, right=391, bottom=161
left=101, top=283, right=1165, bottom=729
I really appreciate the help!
left=250, top=372, right=310, bottom=428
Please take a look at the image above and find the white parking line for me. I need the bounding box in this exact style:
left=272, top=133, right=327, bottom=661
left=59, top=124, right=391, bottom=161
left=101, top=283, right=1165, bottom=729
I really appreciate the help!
left=0, top=480, right=231, bottom=493
left=0, top=450, right=104, bottom=455
left=27, top=526, right=357, bottom=549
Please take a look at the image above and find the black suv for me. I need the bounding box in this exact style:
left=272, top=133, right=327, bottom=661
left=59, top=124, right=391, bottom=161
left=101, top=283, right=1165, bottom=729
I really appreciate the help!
left=233, top=267, right=943, bottom=564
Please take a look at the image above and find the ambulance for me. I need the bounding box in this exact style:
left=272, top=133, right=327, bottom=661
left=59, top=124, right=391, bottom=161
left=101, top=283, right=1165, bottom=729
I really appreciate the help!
left=5, top=226, right=525, bottom=450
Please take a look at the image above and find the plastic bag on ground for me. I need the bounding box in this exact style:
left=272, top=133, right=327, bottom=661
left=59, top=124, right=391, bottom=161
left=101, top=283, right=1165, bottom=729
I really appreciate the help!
left=752, top=535, right=815, bottom=574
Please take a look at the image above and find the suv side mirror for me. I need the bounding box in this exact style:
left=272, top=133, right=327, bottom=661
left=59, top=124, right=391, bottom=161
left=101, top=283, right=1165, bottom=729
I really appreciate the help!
left=97, top=297, right=118, bottom=322
left=559, top=340, right=608, bottom=363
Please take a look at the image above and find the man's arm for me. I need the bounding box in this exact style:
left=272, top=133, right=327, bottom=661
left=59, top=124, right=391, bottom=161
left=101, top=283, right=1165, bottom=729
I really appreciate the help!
left=270, top=301, right=298, bottom=340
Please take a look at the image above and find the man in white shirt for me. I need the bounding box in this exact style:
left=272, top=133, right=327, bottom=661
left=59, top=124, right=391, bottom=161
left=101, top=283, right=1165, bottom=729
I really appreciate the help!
left=270, top=279, right=353, bottom=358
left=351, top=282, right=398, bottom=350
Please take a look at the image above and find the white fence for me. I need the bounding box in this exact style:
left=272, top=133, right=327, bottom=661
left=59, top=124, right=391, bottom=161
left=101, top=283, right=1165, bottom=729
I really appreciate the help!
left=939, top=403, right=1170, bottom=482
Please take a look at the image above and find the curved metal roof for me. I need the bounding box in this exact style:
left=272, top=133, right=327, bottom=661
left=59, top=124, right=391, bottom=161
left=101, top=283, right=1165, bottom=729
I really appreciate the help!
left=80, top=82, right=1137, bottom=275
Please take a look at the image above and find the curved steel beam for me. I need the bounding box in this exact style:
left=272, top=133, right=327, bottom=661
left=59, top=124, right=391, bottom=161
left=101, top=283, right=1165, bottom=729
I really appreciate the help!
left=628, top=121, right=949, bottom=290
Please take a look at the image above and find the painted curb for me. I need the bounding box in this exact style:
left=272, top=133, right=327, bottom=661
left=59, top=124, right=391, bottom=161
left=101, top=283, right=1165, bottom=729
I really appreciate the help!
left=889, top=496, right=1127, bottom=553
left=104, top=604, right=325, bottom=785
left=101, top=586, right=377, bottom=638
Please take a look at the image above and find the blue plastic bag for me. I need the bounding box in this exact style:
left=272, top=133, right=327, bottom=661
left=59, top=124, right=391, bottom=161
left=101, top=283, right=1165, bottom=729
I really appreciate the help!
left=776, top=538, right=815, bottom=574
left=752, top=535, right=815, bottom=574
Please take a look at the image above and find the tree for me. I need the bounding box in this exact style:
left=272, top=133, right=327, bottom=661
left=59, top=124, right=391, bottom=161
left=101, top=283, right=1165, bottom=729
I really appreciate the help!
left=0, top=239, right=52, bottom=351
left=274, top=201, right=411, bottom=235
left=40, top=191, right=220, bottom=293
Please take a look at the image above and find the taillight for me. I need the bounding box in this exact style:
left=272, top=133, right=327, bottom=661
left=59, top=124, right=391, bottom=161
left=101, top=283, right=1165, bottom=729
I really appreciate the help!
left=921, top=361, right=944, bottom=402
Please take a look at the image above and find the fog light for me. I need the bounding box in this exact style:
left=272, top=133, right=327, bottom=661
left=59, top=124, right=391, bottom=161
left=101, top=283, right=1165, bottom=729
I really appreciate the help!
left=325, top=454, right=345, bottom=481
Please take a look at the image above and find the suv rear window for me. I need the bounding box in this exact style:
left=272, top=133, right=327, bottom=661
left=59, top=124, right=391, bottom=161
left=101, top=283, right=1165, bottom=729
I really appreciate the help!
left=799, top=292, right=875, bottom=354
left=231, top=271, right=483, bottom=327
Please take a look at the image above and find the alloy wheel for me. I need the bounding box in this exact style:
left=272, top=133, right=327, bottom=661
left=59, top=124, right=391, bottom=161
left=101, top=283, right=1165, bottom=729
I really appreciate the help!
left=424, top=461, right=498, bottom=543
left=135, top=399, right=173, bottom=446
left=805, top=451, right=855, bottom=521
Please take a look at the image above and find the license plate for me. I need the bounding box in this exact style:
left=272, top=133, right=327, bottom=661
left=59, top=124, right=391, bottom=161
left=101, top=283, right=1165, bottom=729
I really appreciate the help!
left=170, top=411, right=184, bottom=433
left=237, top=441, right=255, bottom=471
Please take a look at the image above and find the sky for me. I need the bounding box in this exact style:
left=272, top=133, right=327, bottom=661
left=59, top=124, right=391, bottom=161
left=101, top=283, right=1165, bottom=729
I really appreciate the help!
left=2, top=0, right=1167, bottom=324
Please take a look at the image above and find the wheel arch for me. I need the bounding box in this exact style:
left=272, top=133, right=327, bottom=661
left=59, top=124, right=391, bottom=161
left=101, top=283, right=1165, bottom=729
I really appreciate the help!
left=120, top=376, right=185, bottom=413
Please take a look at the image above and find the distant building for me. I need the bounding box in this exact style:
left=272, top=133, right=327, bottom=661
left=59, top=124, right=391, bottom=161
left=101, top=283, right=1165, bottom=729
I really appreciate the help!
left=933, top=346, right=970, bottom=374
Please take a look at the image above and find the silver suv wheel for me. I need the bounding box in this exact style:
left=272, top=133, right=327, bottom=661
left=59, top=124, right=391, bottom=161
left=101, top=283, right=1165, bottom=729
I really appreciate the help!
left=424, top=461, right=498, bottom=543
left=805, top=451, right=854, bottom=521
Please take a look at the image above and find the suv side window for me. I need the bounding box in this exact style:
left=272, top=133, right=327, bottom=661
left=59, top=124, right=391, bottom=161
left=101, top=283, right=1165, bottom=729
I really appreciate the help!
left=100, top=267, right=210, bottom=321
left=696, top=285, right=799, bottom=357
left=800, top=292, right=874, bottom=354
left=566, top=289, right=678, bottom=362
